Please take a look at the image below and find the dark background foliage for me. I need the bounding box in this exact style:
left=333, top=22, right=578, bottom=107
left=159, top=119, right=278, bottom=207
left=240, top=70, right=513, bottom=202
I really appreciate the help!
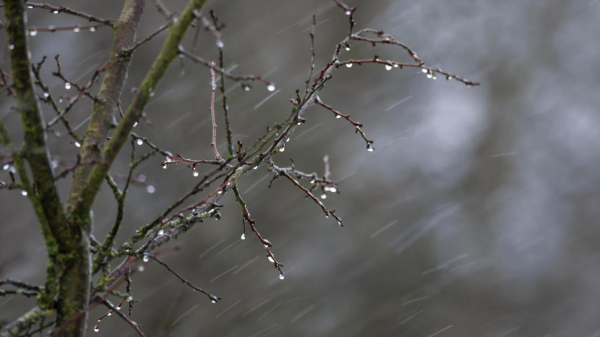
left=1, top=0, right=599, bottom=336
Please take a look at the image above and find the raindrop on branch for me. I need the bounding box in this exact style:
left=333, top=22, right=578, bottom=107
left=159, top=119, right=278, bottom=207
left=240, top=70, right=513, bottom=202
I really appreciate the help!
left=345, top=10, right=351, bottom=15
left=267, top=256, right=275, bottom=263
left=89, top=27, right=96, bottom=32
left=345, top=63, right=353, bottom=68
left=65, top=82, right=71, bottom=90
left=267, top=83, right=276, bottom=92
left=136, top=139, right=143, bottom=146
left=21, top=190, right=28, bottom=196
left=241, top=233, right=246, bottom=240
left=193, top=171, right=199, bottom=177
left=142, top=255, right=149, bottom=262
left=385, top=65, right=393, bottom=71
left=74, top=141, right=81, bottom=148
left=73, top=27, right=80, bottom=33
left=242, top=84, right=252, bottom=92
left=367, top=144, right=374, bottom=152
left=320, top=193, right=327, bottom=199
left=30, top=30, right=38, bottom=36
left=279, top=273, right=285, bottom=280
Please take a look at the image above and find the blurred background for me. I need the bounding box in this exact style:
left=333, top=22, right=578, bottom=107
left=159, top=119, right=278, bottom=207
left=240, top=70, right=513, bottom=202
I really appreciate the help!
left=2, top=0, right=600, bottom=336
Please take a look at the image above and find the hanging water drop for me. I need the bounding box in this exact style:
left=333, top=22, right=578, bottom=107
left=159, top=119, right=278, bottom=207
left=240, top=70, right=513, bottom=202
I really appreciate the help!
left=146, top=184, right=155, bottom=194
left=21, top=190, right=28, bottom=196
left=241, top=233, right=246, bottom=240
left=211, top=299, right=217, bottom=304
left=143, top=255, right=149, bottom=262
left=393, top=64, right=399, bottom=68
left=336, top=115, right=342, bottom=119
left=29, top=30, right=38, bottom=36
left=74, top=141, right=81, bottom=148
left=158, top=229, right=164, bottom=236
left=90, top=27, right=96, bottom=32
left=73, top=27, right=80, bottom=33
left=136, top=139, right=143, bottom=146
left=385, top=65, right=393, bottom=71
left=279, top=274, right=285, bottom=280
left=345, top=10, right=351, bottom=15
left=216, top=40, right=225, bottom=49
left=426, top=72, right=433, bottom=79
left=253, top=166, right=258, bottom=170
left=133, top=121, right=138, bottom=127
left=94, top=325, right=100, bottom=332
left=107, top=311, right=112, bottom=316
left=345, top=46, right=351, bottom=51
left=367, top=144, right=374, bottom=152
left=65, top=82, right=71, bottom=90
left=43, top=92, right=49, bottom=98
left=242, top=84, right=251, bottom=92
left=52, top=10, right=59, bottom=14
left=320, top=193, right=327, bottom=199
left=193, top=171, right=199, bottom=177
left=278, top=144, right=285, bottom=152
left=267, top=83, right=276, bottom=92
left=421, top=68, right=428, bottom=73
left=162, top=163, right=168, bottom=169
left=267, top=256, right=275, bottom=263
left=215, top=213, right=222, bottom=220
left=345, top=63, right=353, bottom=68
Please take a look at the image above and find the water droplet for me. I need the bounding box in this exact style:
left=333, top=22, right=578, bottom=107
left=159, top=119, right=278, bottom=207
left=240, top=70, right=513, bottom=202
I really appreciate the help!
left=385, top=65, right=393, bottom=71
left=43, top=92, right=49, bottom=98
left=320, top=193, right=327, bottom=199
left=278, top=144, right=285, bottom=152
left=94, top=325, right=100, bottom=332
left=267, top=256, right=275, bottom=263
left=73, top=27, right=80, bottom=33
left=421, top=68, right=428, bottom=73
left=446, top=75, right=453, bottom=81
left=142, top=255, right=149, bottom=262
left=328, top=187, right=337, bottom=193
left=336, top=115, right=342, bottom=119
left=138, top=174, right=146, bottom=182
left=216, top=40, right=225, bottom=49
left=310, top=179, right=316, bottom=184
left=211, top=299, right=217, bottom=304
left=161, top=163, right=168, bottom=169
left=89, top=27, right=96, bottom=32
left=65, top=82, right=71, bottom=90
left=193, top=171, right=199, bottom=177
left=393, top=64, right=399, bottom=68
left=253, top=166, right=258, bottom=170
left=133, top=121, right=138, bottom=127
left=215, top=213, right=222, bottom=221
left=345, top=10, right=351, bottom=15
left=158, top=229, right=164, bottom=236
left=2, top=164, right=10, bottom=170
left=217, top=190, right=223, bottom=194
left=136, top=139, right=143, bottom=146
left=267, top=83, right=276, bottom=92
left=28, top=5, right=33, bottom=9
left=279, top=274, right=285, bottom=280
left=345, top=46, right=351, bottom=51
left=242, top=84, right=252, bottom=92
left=53, top=10, right=59, bottom=14
left=337, top=221, right=342, bottom=226
left=74, top=141, right=81, bottom=148
left=345, top=63, right=353, bottom=68
left=116, top=303, right=123, bottom=310
left=107, top=311, right=112, bottom=316
left=426, top=72, right=433, bottom=79
left=30, top=30, right=38, bottom=36
left=241, top=233, right=246, bottom=240
left=8, top=44, right=14, bottom=50
left=150, top=91, right=156, bottom=97
left=367, top=144, right=374, bottom=152
left=21, top=190, right=28, bottom=196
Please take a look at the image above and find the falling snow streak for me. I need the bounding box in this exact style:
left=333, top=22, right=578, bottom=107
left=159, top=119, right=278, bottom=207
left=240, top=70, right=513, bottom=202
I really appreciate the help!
left=216, top=300, right=241, bottom=318
left=290, top=305, right=315, bottom=323
left=371, top=220, right=399, bottom=238
left=233, top=256, right=260, bottom=275
left=210, top=265, right=239, bottom=283
left=254, top=89, right=281, bottom=110
left=198, top=239, right=226, bottom=258
left=429, top=325, right=452, bottom=337
left=256, top=302, right=283, bottom=322
left=241, top=299, right=270, bottom=318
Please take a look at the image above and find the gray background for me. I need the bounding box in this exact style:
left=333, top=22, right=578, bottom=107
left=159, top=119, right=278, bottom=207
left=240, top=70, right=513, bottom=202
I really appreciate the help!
left=1, top=0, right=600, bottom=336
